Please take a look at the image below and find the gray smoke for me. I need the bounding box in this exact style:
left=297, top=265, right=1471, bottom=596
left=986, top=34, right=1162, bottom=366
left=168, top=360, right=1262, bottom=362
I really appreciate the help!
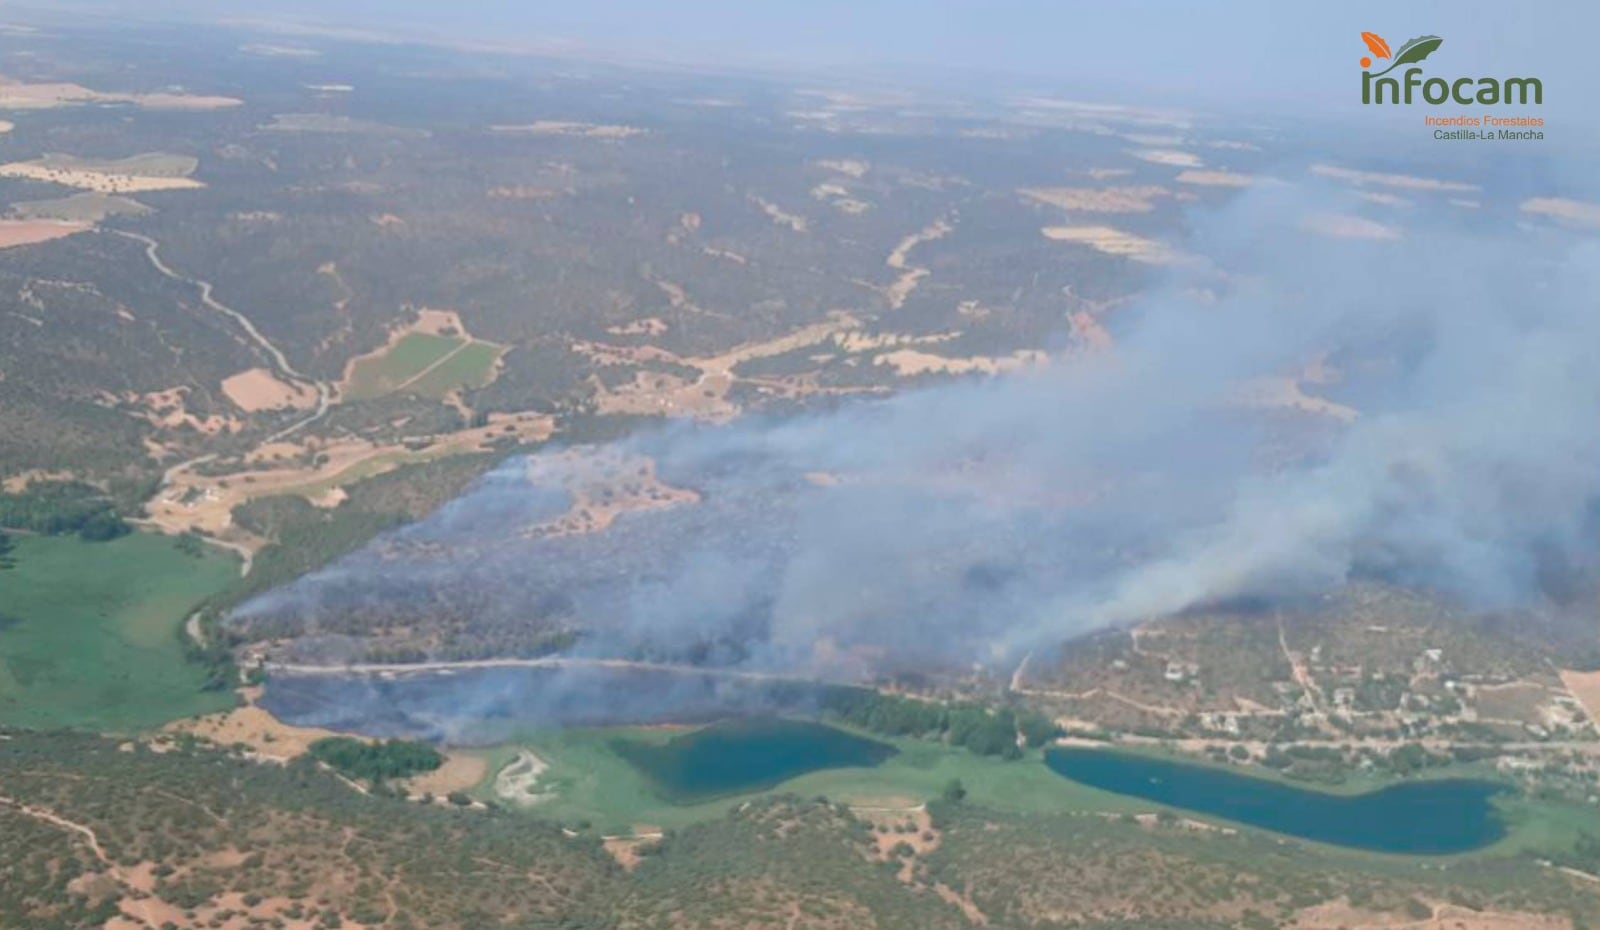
left=235, top=177, right=1600, bottom=679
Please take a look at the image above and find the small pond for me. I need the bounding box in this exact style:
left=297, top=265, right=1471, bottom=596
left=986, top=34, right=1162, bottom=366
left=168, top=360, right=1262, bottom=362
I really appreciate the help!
left=614, top=718, right=897, bottom=803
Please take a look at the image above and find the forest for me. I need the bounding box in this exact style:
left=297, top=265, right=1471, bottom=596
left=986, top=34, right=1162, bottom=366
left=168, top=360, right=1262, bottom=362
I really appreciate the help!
left=0, top=480, right=129, bottom=541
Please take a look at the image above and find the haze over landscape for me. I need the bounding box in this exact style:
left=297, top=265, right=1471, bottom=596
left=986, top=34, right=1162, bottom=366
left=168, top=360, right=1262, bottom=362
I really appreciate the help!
left=245, top=178, right=1600, bottom=678
left=1, top=3, right=1599, bottom=929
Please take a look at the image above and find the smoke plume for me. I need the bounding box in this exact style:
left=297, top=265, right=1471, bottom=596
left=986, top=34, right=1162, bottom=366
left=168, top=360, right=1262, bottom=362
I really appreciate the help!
left=235, top=177, right=1600, bottom=683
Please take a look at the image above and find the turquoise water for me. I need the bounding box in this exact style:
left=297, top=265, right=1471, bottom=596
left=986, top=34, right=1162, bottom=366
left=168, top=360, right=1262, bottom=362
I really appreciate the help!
left=613, top=718, right=897, bottom=803
left=1046, top=747, right=1508, bottom=854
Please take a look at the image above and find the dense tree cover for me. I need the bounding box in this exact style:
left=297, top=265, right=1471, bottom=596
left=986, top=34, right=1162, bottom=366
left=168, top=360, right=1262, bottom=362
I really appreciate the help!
left=0, top=730, right=610, bottom=929
left=819, top=688, right=1060, bottom=759
left=923, top=799, right=1600, bottom=930
left=180, top=611, right=239, bottom=693
left=0, top=481, right=129, bottom=540
left=3, top=730, right=1597, bottom=929
left=0, top=529, right=13, bottom=569
left=307, top=737, right=444, bottom=784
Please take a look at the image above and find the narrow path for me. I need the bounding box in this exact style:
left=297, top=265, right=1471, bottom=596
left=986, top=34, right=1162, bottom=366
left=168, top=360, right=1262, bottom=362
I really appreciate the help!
left=0, top=795, right=111, bottom=863
left=849, top=803, right=927, bottom=814
left=128, top=518, right=253, bottom=578
left=1, top=795, right=194, bottom=926
left=1008, top=652, right=1032, bottom=692
left=1278, top=615, right=1324, bottom=714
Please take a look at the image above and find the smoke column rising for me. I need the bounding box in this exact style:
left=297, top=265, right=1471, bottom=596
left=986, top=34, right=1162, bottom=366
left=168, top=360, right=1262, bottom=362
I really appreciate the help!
left=235, top=179, right=1600, bottom=678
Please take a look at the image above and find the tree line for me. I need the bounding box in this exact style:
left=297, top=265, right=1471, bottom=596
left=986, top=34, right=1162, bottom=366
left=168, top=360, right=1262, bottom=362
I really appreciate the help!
left=0, top=481, right=129, bottom=541
left=307, top=736, right=444, bottom=785
left=820, top=687, right=1060, bottom=759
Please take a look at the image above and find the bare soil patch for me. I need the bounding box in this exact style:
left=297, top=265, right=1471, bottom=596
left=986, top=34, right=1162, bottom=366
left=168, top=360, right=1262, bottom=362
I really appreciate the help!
left=0, top=75, right=239, bottom=109
left=403, top=751, right=488, bottom=798
left=2, top=469, right=78, bottom=492
left=1523, top=197, right=1600, bottom=229
left=1234, top=377, right=1359, bottom=422
left=1291, top=898, right=1570, bottom=930
left=164, top=687, right=344, bottom=761
left=578, top=311, right=865, bottom=421
left=1041, top=225, right=1178, bottom=264
left=1302, top=213, right=1401, bottom=241
left=522, top=448, right=700, bottom=539
left=221, top=367, right=318, bottom=412
left=0, top=218, right=90, bottom=248
left=1131, top=149, right=1203, bottom=168
left=814, top=158, right=871, bottom=177
left=1176, top=170, right=1254, bottom=187
left=874, top=349, right=1045, bottom=377
left=1561, top=670, right=1600, bottom=725
left=0, top=159, right=205, bottom=193
left=750, top=195, right=808, bottom=232
left=607, top=317, right=668, bottom=336
left=1021, top=186, right=1171, bottom=213
left=490, top=121, right=643, bottom=138
left=116, top=385, right=243, bottom=435
left=882, top=218, right=953, bottom=309
left=1312, top=164, right=1478, bottom=193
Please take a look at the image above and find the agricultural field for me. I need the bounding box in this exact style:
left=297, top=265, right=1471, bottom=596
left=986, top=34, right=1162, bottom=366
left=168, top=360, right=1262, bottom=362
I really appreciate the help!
left=341, top=333, right=507, bottom=401
left=0, top=152, right=205, bottom=192
left=0, top=532, right=238, bottom=730
left=9, top=191, right=151, bottom=222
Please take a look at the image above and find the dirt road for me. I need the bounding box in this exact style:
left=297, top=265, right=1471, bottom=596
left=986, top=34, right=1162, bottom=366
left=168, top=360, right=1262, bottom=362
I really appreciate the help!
left=110, top=228, right=330, bottom=442
left=264, top=654, right=850, bottom=688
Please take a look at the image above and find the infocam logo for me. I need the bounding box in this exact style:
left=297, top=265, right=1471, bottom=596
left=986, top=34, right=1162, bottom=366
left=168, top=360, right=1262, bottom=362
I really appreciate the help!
left=1359, top=32, right=1542, bottom=105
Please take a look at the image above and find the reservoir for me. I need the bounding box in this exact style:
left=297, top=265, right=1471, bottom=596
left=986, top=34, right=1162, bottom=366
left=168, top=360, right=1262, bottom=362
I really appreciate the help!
left=614, top=718, right=897, bottom=803
left=1046, top=747, right=1507, bottom=854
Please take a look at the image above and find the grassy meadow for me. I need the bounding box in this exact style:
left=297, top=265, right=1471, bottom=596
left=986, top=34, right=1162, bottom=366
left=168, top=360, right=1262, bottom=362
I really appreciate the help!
left=472, top=723, right=1142, bottom=835
left=0, top=531, right=238, bottom=730
left=468, top=720, right=1600, bottom=868
left=343, top=333, right=505, bottom=401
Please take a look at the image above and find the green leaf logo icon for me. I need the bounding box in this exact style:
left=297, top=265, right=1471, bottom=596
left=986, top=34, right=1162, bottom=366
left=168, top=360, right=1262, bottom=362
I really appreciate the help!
left=1371, top=35, right=1443, bottom=76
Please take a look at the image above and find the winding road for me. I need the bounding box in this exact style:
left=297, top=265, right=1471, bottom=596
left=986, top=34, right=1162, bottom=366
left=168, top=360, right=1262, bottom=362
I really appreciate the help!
left=109, top=227, right=329, bottom=590
left=109, top=228, right=331, bottom=443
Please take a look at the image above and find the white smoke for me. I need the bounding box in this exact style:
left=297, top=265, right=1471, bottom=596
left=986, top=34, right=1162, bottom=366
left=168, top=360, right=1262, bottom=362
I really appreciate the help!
left=236, top=176, right=1600, bottom=675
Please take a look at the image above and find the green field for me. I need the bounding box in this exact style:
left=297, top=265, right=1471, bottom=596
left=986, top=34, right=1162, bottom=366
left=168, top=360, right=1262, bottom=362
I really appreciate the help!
left=36, top=151, right=199, bottom=177
left=409, top=341, right=506, bottom=396
left=0, top=532, right=239, bottom=731
left=474, top=724, right=1142, bottom=835
left=343, top=333, right=505, bottom=401
left=474, top=722, right=1600, bottom=864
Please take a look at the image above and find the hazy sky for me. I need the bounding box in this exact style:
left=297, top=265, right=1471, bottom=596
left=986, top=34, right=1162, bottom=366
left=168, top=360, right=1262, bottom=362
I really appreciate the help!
left=120, top=0, right=1587, bottom=112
